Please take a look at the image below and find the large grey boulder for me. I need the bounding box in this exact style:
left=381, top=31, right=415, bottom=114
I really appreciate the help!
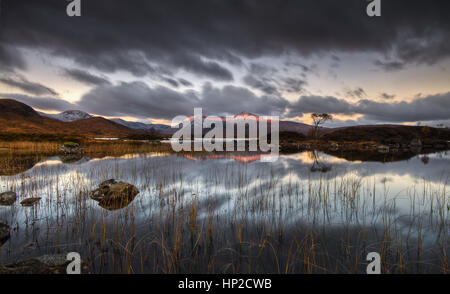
left=89, top=179, right=139, bottom=210
left=0, top=191, right=17, bottom=206
left=0, top=254, right=78, bottom=274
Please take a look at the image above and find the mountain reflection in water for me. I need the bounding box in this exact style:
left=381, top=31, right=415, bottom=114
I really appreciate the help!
left=0, top=150, right=448, bottom=273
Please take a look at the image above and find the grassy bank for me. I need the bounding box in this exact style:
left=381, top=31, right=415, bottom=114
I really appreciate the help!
left=0, top=140, right=174, bottom=156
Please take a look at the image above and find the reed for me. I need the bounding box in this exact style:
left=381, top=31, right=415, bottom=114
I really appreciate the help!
left=0, top=148, right=448, bottom=274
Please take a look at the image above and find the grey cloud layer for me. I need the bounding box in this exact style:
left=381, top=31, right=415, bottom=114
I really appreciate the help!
left=0, top=44, right=26, bottom=72
left=2, top=82, right=449, bottom=123
left=75, top=82, right=450, bottom=122
left=77, top=82, right=288, bottom=119
left=78, top=82, right=199, bottom=119
left=63, top=68, right=111, bottom=86
left=0, top=75, right=59, bottom=96
left=1, top=0, right=450, bottom=76
left=0, top=93, right=76, bottom=111
left=288, top=93, right=450, bottom=122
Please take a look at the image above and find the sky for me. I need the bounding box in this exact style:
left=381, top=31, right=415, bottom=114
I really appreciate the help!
left=0, top=0, right=449, bottom=127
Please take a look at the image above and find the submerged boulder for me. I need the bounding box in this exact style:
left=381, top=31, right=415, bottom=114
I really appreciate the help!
left=20, top=197, right=42, bottom=207
left=0, top=191, right=17, bottom=206
left=0, top=223, right=11, bottom=246
left=0, top=254, right=71, bottom=274
left=89, top=179, right=139, bottom=211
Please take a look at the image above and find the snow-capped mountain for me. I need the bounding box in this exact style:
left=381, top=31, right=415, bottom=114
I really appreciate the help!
left=111, top=118, right=176, bottom=135
left=39, top=110, right=92, bottom=122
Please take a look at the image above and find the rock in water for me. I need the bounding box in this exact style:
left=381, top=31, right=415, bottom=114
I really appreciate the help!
left=0, top=191, right=17, bottom=206
left=0, top=254, right=70, bottom=274
left=89, top=179, right=139, bottom=210
left=0, top=223, right=11, bottom=246
left=20, top=197, right=42, bottom=207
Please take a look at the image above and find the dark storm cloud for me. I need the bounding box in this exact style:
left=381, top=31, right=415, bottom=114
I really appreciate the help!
left=78, top=82, right=199, bottom=119
left=178, top=78, right=193, bottom=87
left=200, top=83, right=288, bottom=116
left=63, top=68, right=111, bottom=86
left=1, top=0, right=450, bottom=125
left=0, top=75, right=59, bottom=96
left=289, top=96, right=352, bottom=115
left=2, top=0, right=450, bottom=78
left=284, top=62, right=312, bottom=73
left=173, top=55, right=234, bottom=81
left=374, top=60, right=405, bottom=72
left=77, top=81, right=288, bottom=119
left=282, top=78, right=307, bottom=94
left=356, top=94, right=450, bottom=122
left=242, top=75, right=279, bottom=95
left=73, top=82, right=450, bottom=122
left=0, top=44, right=26, bottom=72
left=3, top=78, right=448, bottom=123
left=287, top=93, right=450, bottom=122
left=162, top=77, right=179, bottom=88
left=344, top=87, right=367, bottom=99
left=249, top=63, right=278, bottom=76
left=67, top=50, right=160, bottom=77
left=0, top=93, right=75, bottom=111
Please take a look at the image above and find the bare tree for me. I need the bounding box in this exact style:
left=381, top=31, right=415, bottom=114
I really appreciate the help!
left=311, top=113, right=333, bottom=139
left=310, top=150, right=332, bottom=173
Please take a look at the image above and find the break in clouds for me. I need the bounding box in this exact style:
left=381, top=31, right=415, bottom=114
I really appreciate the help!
left=0, top=0, right=450, bottom=123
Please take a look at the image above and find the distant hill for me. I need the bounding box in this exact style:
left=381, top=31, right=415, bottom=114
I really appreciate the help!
left=111, top=118, right=175, bottom=135
left=279, top=120, right=316, bottom=135
left=182, top=112, right=315, bottom=137
left=323, top=124, right=450, bottom=144
left=110, top=118, right=152, bottom=131
left=0, top=99, right=139, bottom=138
left=233, top=112, right=316, bottom=135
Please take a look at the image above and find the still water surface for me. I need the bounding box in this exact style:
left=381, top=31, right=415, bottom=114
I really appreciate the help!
left=0, top=150, right=448, bottom=273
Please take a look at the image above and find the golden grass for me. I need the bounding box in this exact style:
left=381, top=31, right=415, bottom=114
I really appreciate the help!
left=0, top=141, right=60, bottom=154
left=0, top=142, right=448, bottom=274
left=0, top=140, right=174, bottom=156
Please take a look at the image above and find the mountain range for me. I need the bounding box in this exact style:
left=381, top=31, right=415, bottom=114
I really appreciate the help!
left=38, top=110, right=178, bottom=135
left=1, top=99, right=316, bottom=138
left=2, top=99, right=449, bottom=143
left=36, top=107, right=318, bottom=136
